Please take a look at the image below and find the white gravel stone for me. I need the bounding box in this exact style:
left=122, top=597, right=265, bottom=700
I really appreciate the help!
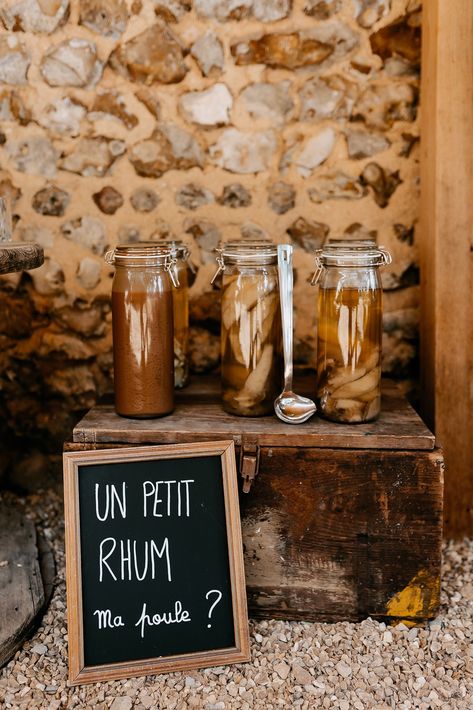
left=335, top=660, right=352, bottom=678
left=7, top=135, right=58, bottom=177
left=209, top=128, right=276, bottom=174
left=238, top=81, right=294, bottom=126
left=296, top=127, right=336, bottom=177
left=36, top=97, right=86, bottom=137
left=191, top=32, right=224, bottom=77
left=253, top=0, right=290, bottom=21
left=76, top=257, right=102, bottom=289
left=62, top=216, right=107, bottom=255
left=292, top=663, right=313, bottom=685
left=40, top=38, right=102, bottom=87
left=354, top=0, right=390, bottom=28
left=195, top=0, right=290, bottom=22
left=461, top=583, right=473, bottom=600
left=346, top=129, right=390, bottom=159
left=31, top=643, right=47, bottom=655
left=179, top=84, right=233, bottom=127
left=0, top=34, right=30, bottom=85
left=0, top=0, right=69, bottom=34
left=274, top=661, right=290, bottom=680
left=110, top=698, right=133, bottom=710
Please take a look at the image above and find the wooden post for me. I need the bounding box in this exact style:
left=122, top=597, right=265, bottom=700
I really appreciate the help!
left=420, top=1, right=473, bottom=536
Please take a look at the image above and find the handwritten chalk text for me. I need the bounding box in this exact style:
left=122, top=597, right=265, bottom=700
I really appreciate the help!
left=135, top=601, right=191, bottom=639
left=142, top=480, right=195, bottom=518
left=99, top=537, right=172, bottom=583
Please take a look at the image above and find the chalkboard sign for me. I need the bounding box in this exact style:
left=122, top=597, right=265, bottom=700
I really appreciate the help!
left=63, top=441, right=250, bottom=684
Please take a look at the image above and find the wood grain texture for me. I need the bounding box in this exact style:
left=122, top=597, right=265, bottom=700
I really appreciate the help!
left=73, top=377, right=435, bottom=451
left=63, top=442, right=250, bottom=684
left=240, top=448, right=443, bottom=623
left=0, top=243, right=44, bottom=275
left=0, top=506, right=45, bottom=667
left=420, top=1, right=473, bottom=536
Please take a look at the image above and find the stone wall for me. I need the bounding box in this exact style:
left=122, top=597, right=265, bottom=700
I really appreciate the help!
left=0, top=0, right=421, bottom=475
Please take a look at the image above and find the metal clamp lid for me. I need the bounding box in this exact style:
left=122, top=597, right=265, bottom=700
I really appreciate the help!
left=310, top=241, right=392, bottom=285
left=211, top=240, right=278, bottom=285
left=378, top=246, right=392, bottom=265
left=104, top=243, right=180, bottom=287
left=310, top=253, right=324, bottom=286
left=210, top=255, right=225, bottom=286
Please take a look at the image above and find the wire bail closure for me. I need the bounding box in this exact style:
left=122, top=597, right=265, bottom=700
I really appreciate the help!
left=104, top=248, right=115, bottom=266
left=165, top=256, right=180, bottom=288
left=379, top=246, right=392, bottom=265
left=310, top=253, right=324, bottom=286
left=210, top=256, right=225, bottom=286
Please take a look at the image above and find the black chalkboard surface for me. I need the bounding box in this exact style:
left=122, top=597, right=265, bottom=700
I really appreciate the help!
left=64, top=441, right=250, bottom=684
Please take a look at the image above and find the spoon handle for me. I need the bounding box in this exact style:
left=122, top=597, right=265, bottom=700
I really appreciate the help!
left=278, top=244, right=294, bottom=393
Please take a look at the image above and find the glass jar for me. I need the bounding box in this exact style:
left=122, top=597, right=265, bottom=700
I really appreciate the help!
left=158, top=240, right=195, bottom=389
left=105, top=243, right=177, bottom=418
left=212, top=242, right=282, bottom=416
left=311, top=241, right=391, bottom=423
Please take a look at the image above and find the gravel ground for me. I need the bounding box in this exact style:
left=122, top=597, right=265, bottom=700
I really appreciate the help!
left=1, top=488, right=473, bottom=710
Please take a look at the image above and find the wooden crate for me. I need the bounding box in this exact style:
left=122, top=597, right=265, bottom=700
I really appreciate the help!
left=71, top=377, right=444, bottom=625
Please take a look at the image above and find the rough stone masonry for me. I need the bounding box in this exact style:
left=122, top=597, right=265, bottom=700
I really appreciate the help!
left=0, top=0, right=421, bottom=473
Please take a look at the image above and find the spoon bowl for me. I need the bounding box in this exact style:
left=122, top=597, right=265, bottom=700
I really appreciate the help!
left=274, top=244, right=316, bottom=425
left=274, top=390, right=317, bottom=424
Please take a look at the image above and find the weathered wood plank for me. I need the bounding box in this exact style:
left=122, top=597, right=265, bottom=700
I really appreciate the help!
left=0, top=243, right=44, bottom=275
left=240, top=448, right=443, bottom=622
left=420, top=0, right=473, bottom=535
left=73, top=377, right=435, bottom=451
left=0, top=506, right=45, bottom=667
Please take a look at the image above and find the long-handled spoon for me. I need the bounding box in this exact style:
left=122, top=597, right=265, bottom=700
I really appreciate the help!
left=274, top=244, right=317, bottom=424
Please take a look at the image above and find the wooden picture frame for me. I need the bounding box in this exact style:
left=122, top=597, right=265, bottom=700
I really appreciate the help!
left=63, top=441, right=250, bottom=685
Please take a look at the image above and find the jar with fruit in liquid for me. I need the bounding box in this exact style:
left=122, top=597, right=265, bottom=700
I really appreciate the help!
left=212, top=242, right=282, bottom=416
left=312, top=241, right=391, bottom=423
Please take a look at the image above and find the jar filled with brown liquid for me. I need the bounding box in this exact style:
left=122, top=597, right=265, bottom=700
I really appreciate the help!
left=212, top=242, right=282, bottom=417
left=311, top=241, right=391, bottom=423
left=105, top=243, right=177, bottom=418
left=157, top=240, right=195, bottom=389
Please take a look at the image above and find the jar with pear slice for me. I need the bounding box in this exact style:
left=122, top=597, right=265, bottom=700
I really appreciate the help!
left=212, top=242, right=282, bottom=416
left=311, top=241, right=391, bottom=423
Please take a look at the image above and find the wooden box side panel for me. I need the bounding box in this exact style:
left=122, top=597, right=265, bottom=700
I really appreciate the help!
left=240, top=448, right=444, bottom=623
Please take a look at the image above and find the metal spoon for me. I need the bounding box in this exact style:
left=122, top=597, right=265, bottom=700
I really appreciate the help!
left=274, top=244, right=317, bottom=424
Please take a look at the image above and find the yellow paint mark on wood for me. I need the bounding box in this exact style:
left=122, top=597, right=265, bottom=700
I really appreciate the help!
left=386, top=568, right=440, bottom=622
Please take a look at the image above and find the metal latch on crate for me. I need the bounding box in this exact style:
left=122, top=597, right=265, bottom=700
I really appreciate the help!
left=239, top=442, right=260, bottom=493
